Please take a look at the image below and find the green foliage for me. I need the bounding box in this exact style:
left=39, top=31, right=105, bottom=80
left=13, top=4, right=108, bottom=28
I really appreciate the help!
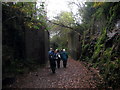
left=101, top=58, right=120, bottom=88
left=82, top=2, right=95, bottom=24
left=77, top=2, right=120, bottom=88
left=92, top=28, right=107, bottom=62
left=58, top=11, right=75, bottom=27
left=33, top=25, right=39, bottom=29
left=49, top=11, right=74, bottom=49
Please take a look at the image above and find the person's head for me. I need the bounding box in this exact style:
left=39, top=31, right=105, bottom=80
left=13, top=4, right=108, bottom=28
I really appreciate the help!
left=54, top=50, right=57, bottom=53
left=50, top=48, right=53, bottom=51
left=63, top=49, right=65, bottom=51
left=57, top=50, right=59, bottom=52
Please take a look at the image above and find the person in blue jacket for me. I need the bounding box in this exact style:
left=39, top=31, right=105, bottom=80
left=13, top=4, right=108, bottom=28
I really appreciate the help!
left=60, top=49, right=68, bottom=68
left=48, top=48, right=56, bottom=73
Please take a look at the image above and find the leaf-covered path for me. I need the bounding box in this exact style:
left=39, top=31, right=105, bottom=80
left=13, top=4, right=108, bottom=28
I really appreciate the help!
left=9, top=58, right=101, bottom=88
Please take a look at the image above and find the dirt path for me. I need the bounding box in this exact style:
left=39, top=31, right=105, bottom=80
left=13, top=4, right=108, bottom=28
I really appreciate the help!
left=8, top=58, right=101, bottom=88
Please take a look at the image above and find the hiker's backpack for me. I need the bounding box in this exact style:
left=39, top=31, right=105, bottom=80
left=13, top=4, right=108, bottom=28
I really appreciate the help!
left=54, top=53, right=61, bottom=59
left=49, top=51, right=54, bottom=59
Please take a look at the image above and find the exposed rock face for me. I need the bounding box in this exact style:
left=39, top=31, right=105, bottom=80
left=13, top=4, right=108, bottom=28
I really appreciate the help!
left=3, top=4, right=49, bottom=65
left=25, top=28, right=49, bottom=64
left=106, top=28, right=120, bottom=48
left=2, top=4, right=49, bottom=86
left=115, top=20, right=120, bottom=29
left=68, top=31, right=81, bottom=60
left=79, top=26, right=120, bottom=88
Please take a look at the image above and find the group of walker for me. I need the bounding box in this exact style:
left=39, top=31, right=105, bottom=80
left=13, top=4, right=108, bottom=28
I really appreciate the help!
left=48, top=48, right=68, bottom=74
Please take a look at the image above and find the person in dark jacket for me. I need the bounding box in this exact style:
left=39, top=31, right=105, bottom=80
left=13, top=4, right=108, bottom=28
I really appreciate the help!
left=54, top=49, right=61, bottom=68
left=60, top=49, right=68, bottom=68
left=48, top=48, right=56, bottom=73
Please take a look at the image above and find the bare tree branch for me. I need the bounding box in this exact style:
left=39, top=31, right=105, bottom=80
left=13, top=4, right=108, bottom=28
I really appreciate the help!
left=47, top=19, right=81, bottom=35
